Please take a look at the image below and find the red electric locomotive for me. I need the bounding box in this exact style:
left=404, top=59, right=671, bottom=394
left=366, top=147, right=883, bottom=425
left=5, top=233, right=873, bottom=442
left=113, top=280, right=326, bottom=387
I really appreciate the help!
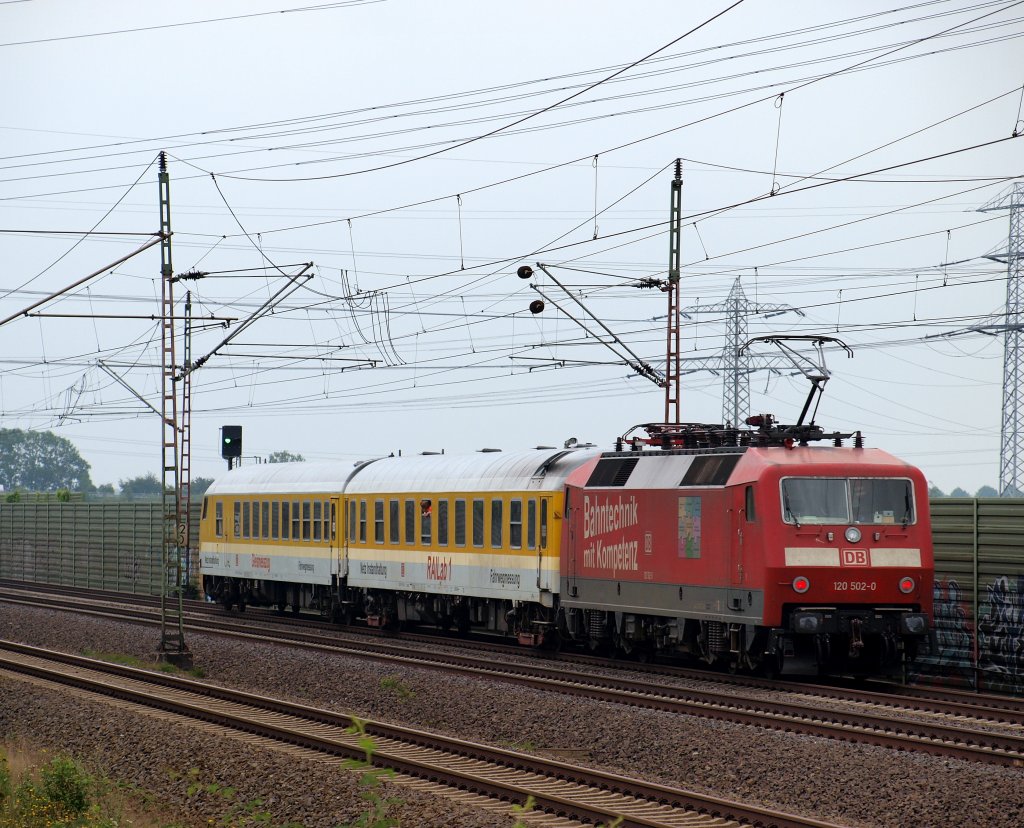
left=556, top=418, right=933, bottom=677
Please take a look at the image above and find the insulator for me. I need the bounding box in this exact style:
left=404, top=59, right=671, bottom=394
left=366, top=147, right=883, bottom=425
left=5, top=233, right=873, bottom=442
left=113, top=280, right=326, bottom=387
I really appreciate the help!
left=517, top=265, right=534, bottom=279
left=529, top=299, right=545, bottom=314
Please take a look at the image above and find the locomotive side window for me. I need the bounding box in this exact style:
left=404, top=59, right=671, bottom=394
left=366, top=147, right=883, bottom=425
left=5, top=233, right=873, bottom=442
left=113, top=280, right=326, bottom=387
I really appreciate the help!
left=473, top=499, right=484, bottom=547
left=527, top=499, right=537, bottom=550
left=438, top=500, right=449, bottom=546
left=389, top=499, right=400, bottom=544
left=491, top=499, right=503, bottom=548
left=404, top=500, right=415, bottom=544
left=455, top=499, right=466, bottom=546
left=233, top=502, right=241, bottom=538
left=215, top=501, right=223, bottom=537
left=509, top=499, right=522, bottom=549
left=282, top=501, right=290, bottom=540
left=374, top=500, right=384, bottom=544
left=745, top=486, right=756, bottom=522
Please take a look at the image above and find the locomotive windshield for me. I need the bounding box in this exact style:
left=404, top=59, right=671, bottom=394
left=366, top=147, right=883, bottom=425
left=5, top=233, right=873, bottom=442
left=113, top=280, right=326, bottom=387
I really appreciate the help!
left=781, top=477, right=914, bottom=526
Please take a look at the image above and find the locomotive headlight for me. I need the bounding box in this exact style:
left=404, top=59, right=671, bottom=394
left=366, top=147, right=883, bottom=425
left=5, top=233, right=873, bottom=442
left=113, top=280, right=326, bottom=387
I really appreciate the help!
left=792, top=575, right=810, bottom=593
left=898, top=576, right=916, bottom=594
left=845, top=526, right=862, bottom=544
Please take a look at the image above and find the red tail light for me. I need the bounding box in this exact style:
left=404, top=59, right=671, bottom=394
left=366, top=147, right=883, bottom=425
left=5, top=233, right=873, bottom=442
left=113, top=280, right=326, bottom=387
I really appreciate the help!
left=792, top=575, right=810, bottom=593
left=898, top=576, right=915, bottom=594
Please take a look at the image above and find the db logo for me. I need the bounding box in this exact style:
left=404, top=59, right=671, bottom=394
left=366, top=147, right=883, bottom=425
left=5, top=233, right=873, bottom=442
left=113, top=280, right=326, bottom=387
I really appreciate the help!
left=841, top=549, right=869, bottom=567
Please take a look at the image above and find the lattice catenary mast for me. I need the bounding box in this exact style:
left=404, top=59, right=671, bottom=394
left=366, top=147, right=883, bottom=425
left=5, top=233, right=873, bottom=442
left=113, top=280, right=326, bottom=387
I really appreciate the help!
left=979, top=181, right=1024, bottom=496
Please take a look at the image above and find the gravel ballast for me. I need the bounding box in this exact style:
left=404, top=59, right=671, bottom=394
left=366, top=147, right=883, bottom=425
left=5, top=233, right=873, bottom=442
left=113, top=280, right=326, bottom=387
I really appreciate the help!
left=1, top=604, right=1020, bottom=828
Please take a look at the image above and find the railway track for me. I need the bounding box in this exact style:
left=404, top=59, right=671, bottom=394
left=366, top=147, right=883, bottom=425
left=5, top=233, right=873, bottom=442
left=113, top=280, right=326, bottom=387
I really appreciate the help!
left=2, top=581, right=1023, bottom=768
left=0, top=639, right=844, bottom=828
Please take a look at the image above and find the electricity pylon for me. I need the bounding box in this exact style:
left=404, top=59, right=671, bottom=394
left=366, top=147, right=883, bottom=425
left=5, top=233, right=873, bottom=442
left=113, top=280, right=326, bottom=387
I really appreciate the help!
left=979, top=181, right=1024, bottom=496
left=681, top=277, right=801, bottom=425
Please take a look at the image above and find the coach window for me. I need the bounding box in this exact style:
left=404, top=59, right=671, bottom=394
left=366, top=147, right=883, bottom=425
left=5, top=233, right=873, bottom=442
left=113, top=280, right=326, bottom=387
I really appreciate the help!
left=292, top=500, right=301, bottom=540
left=491, top=499, right=503, bottom=548
left=302, top=500, right=312, bottom=541
left=389, top=499, right=400, bottom=544
left=745, top=486, right=756, bottom=522
left=455, top=499, right=466, bottom=547
left=527, top=499, right=536, bottom=550
left=540, top=499, right=549, bottom=549
left=262, top=501, right=271, bottom=539
left=404, top=499, right=415, bottom=545
left=271, top=502, right=280, bottom=539
left=242, top=501, right=251, bottom=539
left=215, top=501, right=224, bottom=537
left=472, top=499, right=484, bottom=547
left=281, top=501, right=290, bottom=540
left=323, top=501, right=331, bottom=542
left=313, top=501, right=323, bottom=542
left=438, top=500, right=449, bottom=546
left=374, top=500, right=385, bottom=544
left=348, top=500, right=357, bottom=542
left=509, top=499, right=522, bottom=549
left=421, top=502, right=432, bottom=545
left=233, top=502, right=241, bottom=538
left=358, top=500, right=367, bottom=543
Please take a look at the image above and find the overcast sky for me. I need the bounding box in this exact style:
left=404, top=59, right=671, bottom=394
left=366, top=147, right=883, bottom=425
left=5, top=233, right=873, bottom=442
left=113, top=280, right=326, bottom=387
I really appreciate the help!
left=1, top=0, right=1022, bottom=493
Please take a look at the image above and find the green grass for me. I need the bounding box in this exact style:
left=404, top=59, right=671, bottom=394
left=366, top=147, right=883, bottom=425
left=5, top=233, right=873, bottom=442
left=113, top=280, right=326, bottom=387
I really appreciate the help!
left=82, top=649, right=206, bottom=678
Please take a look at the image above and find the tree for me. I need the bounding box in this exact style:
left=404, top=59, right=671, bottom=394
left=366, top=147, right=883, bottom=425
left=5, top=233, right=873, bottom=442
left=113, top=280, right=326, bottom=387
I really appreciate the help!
left=976, top=485, right=998, bottom=497
left=192, top=477, right=214, bottom=497
left=928, top=484, right=946, bottom=498
left=268, top=450, right=305, bottom=463
left=950, top=487, right=970, bottom=498
left=0, top=428, right=93, bottom=492
left=118, top=473, right=163, bottom=498
left=94, top=483, right=115, bottom=496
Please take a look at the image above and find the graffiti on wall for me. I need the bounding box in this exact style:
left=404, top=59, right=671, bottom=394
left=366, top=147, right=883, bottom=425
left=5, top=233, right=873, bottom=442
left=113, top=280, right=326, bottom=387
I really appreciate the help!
left=977, top=575, right=1024, bottom=695
left=911, top=577, right=974, bottom=688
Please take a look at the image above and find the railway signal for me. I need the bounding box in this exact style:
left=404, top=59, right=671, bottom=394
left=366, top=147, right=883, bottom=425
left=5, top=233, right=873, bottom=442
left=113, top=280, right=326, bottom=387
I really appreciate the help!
left=221, top=425, right=242, bottom=469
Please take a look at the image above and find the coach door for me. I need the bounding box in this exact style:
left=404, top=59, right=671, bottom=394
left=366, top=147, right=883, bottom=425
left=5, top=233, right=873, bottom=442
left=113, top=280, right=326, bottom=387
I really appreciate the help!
left=536, top=496, right=555, bottom=602
left=330, top=496, right=346, bottom=579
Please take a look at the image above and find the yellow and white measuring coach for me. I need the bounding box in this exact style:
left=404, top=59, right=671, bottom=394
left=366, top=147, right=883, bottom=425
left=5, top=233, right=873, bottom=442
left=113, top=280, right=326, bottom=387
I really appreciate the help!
left=198, top=447, right=600, bottom=635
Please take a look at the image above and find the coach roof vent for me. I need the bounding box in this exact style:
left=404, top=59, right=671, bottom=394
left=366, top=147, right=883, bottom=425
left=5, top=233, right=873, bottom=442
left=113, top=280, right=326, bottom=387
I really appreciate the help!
left=586, top=456, right=639, bottom=487
left=477, top=448, right=502, bottom=453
